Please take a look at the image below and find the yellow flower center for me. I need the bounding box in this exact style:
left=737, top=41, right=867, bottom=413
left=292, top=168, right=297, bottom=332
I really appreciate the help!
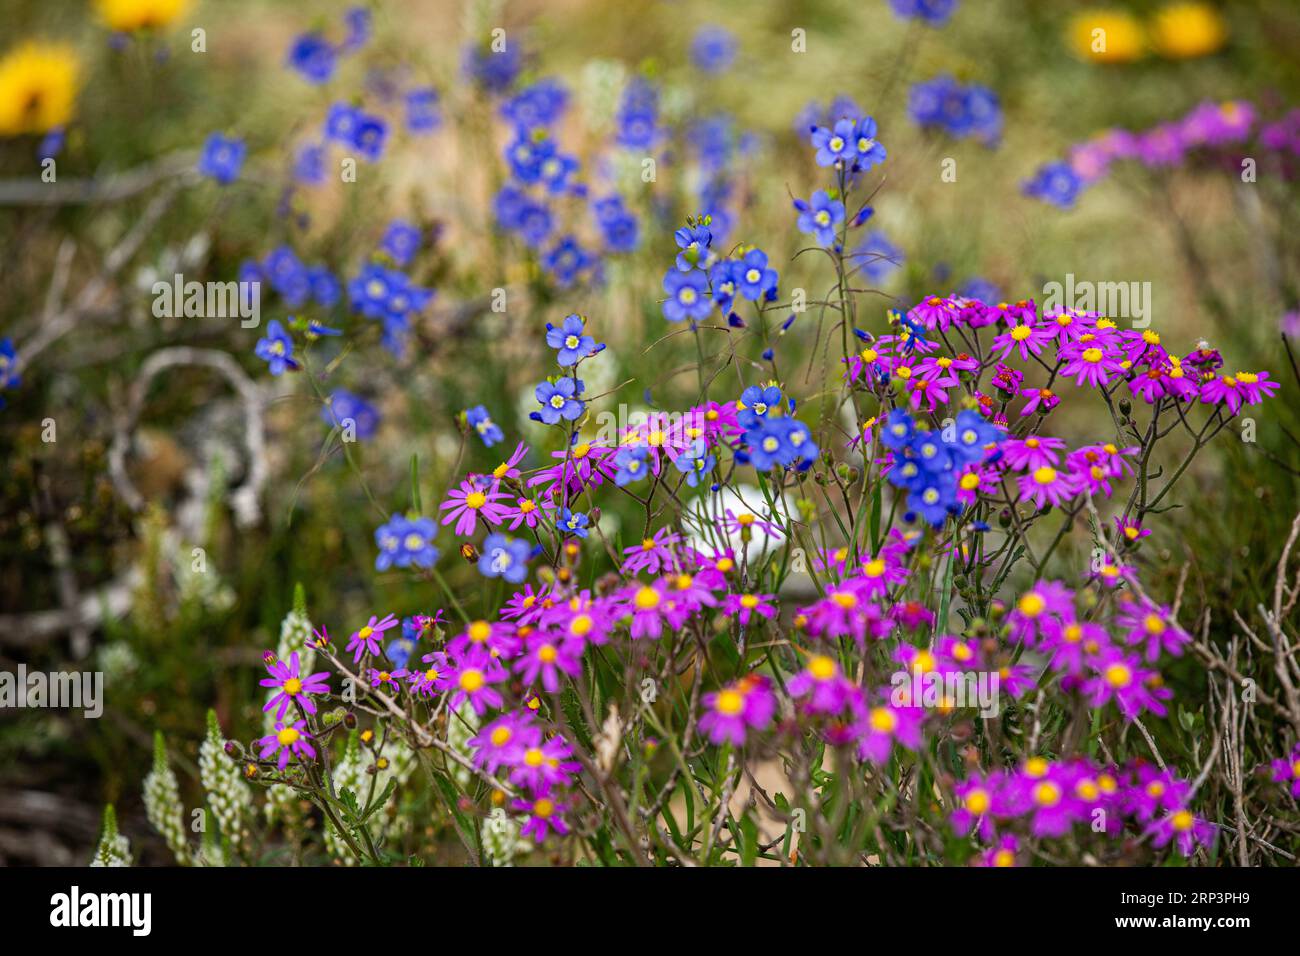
left=716, top=690, right=744, bottom=716
left=808, top=655, right=837, bottom=681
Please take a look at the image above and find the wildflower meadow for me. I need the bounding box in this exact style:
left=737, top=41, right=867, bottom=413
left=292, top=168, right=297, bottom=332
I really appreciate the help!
left=1, top=0, right=1299, bottom=920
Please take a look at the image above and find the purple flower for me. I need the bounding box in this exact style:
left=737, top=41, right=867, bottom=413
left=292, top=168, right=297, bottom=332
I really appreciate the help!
left=257, top=720, right=316, bottom=770
left=259, top=651, right=331, bottom=721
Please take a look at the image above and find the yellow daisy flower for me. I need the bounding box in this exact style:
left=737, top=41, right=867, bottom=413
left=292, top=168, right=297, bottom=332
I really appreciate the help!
left=1149, top=2, right=1228, bottom=59
left=0, top=41, right=81, bottom=138
left=1067, top=10, right=1146, bottom=63
left=96, top=0, right=192, bottom=33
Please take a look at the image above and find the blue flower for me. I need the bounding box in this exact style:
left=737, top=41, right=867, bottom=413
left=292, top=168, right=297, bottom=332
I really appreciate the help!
left=890, top=0, right=958, bottom=26
left=613, top=446, right=650, bottom=486
left=855, top=231, right=904, bottom=284
left=910, top=429, right=956, bottom=475
left=794, top=190, right=845, bottom=247
left=709, top=260, right=741, bottom=315
left=943, top=410, right=1004, bottom=465
left=307, top=320, right=342, bottom=339
left=352, top=113, right=389, bottom=162
left=909, top=75, right=999, bottom=146
left=534, top=378, right=585, bottom=424
left=691, top=26, right=737, bottom=73
left=887, top=456, right=926, bottom=492
left=546, top=314, right=596, bottom=367
left=852, top=116, right=887, bottom=170
left=263, top=246, right=310, bottom=307
left=880, top=408, right=916, bottom=452
left=963, top=85, right=1002, bottom=145
left=325, top=102, right=360, bottom=143
left=323, top=389, right=380, bottom=440
left=37, top=127, right=64, bottom=162
left=287, top=34, right=336, bottom=84
left=674, top=222, right=713, bottom=272
left=405, top=88, right=441, bottom=133
left=557, top=508, right=589, bottom=538
left=662, top=269, right=712, bottom=323
left=374, top=514, right=440, bottom=571
left=542, top=236, right=594, bottom=287
left=738, top=384, right=783, bottom=429
left=673, top=439, right=716, bottom=486
left=907, top=471, right=959, bottom=527
left=466, top=405, right=505, bottom=447
left=539, top=149, right=581, bottom=195
left=745, top=419, right=793, bottom=471
left=255, top=320, right=298, bottom=376
left=501, top=78, right=569, bottom=130
left=1023, top=162, right=1083, bottom=209
left=341, top=7, right=372, bottom=52
left=197, top=134, right=245, bottom=185
left=616, top=78, right=659, bottom=148
left=736, top=249, right=778, bottom=301
left=783, top=419, right=820, bottom=470
left=592, top=197, right=639, bottom=253
left=295, top=143, right=326, bottom=185
left=0, top=337, right=21, bottom=408
left=386, top=633, right=416, bottom=669
left=478, top=533, right=531, bottom=584
left=381, top=220, right=422, bottom=266
left=811, top=118, right=857, bottom=167
left=462, top=43, right=523, bottom=93
left=495, top=187, right=553, bottom=247
left=307, top=266, right=340, bottom=308
left=960, top=276, right=1001, bottom=302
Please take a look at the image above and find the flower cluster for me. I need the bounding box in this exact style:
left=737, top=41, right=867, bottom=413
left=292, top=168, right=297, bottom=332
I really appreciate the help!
left=909, top=74, right=1002, bottom=146
left=1026, top=99, right=1298, bottom=209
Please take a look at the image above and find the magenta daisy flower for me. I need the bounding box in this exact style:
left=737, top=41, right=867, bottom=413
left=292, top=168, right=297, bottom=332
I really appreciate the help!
left=514, top=630, right=583, bottom=692
left=623, top=580, right=671, bottom=639
left=512, top=789, right=570, bottom=843
left=369, top=667, right=410, bottom=694
left=788, top=654, right=858, bottom=716
left=257, top=719, right=316, bottom=770
left=1060, top=341, right=1123, bottom=388
left=621, top=526, right=681, bottom=576
left=448, top=619, right=521, bottom=659
left=854, top=700, right=923, bottom=765
left=1268, top=745, right=1300, bottom=798
left=1017, top=465, right=1078, bottom=509
left=408, top=650, right=453, bottom=697
left=1115, top=598, right=1190, bottom=661
left=505, top=495, right=554, bottom=531
left=346, top=613, right=400, bottom=663
left=447, top=645, right=508, bottom=715
left=439, top=477, right=510, bottom=536
left=501, top=583, right=552, bottom=624
left=992, top=319, right=1051, bottom=362
left=698, top=675, right=775, bottom=746
left=509, top=736, right=581, bottom=791
left=1147, top=809, right=1216, bottom=857
left=469, top=711, right=539, bottom=773
left=1083, top=649, right=1169, bottom=720
left=1001, top=435, right=1065, bottom=471
left=722, top=591, right=777, bottom=627
left=260, top=651, right=331, bottom=721
left=1018, top=386, right=1060, bottom=416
